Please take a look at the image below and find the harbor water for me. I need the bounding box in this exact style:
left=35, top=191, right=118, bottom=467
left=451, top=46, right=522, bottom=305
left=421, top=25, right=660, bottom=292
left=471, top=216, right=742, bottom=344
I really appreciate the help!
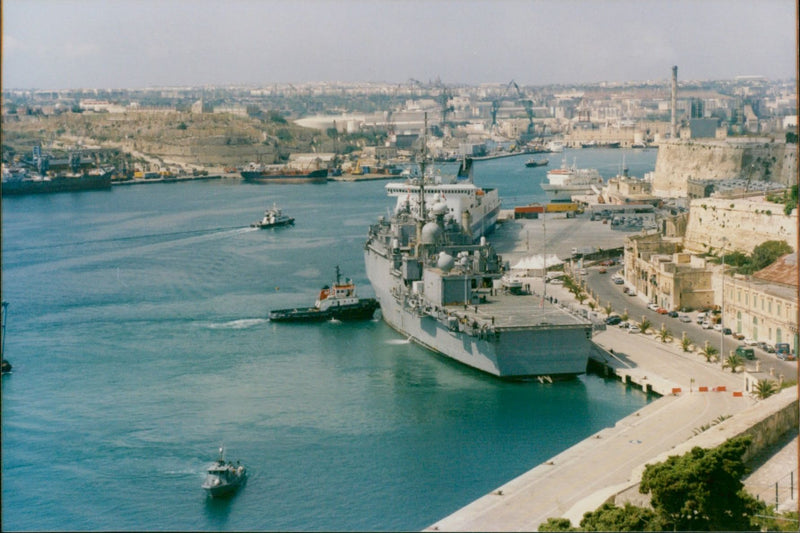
left=2, top=149, right=657, bottom=531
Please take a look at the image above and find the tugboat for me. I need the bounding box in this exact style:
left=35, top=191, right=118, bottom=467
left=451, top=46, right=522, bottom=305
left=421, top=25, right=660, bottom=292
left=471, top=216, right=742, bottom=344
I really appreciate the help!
left=251, top=204, right=294, bottom=229
left=269, top=266, right=379, bottom=322
left=202, top=446, right=246, bottom=498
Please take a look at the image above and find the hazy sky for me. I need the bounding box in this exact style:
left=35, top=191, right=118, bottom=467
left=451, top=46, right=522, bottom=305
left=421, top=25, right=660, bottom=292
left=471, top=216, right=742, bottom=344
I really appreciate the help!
left=2, top=0, right=797, bottom=89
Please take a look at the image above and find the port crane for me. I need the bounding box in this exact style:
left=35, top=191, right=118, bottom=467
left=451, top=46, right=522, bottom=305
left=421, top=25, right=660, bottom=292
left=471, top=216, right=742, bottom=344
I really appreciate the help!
left=491, top=80, right=533, bottom=132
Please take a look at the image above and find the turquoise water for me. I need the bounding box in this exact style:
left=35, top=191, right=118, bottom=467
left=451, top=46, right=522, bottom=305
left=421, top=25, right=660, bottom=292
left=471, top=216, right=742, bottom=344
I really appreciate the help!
left=2, top=149, right=657, bottom=531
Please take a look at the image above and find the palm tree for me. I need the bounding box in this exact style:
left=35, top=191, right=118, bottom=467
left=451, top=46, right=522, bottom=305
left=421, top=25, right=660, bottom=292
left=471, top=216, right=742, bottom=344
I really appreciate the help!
left=700, top=343, right=718, bottom=362
left=588, top=301, right=597, bottom=311
left=620, top=310, right=629, bottom=322
left=576, top=292, right=587, bottom=305
left=638, top=317, right=652, bottom=334
left=723, top=353, right=742, bottom=373
left=754, top=379, right=778, bottom=399
left=603, top=303, right=614, bottom=317
left=681, top=334, right=693, bottom=353
left=656, top=325, right=673, bottom=343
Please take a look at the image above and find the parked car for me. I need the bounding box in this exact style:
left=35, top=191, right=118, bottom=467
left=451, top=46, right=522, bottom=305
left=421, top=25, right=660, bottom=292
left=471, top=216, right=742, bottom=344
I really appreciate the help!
left=647, top=303, right=659, bottom=311
left=757, top=342, right=775, bottom=353
left=744, top=338, right=759, bottom=346
left=613, top=278, right=625, bottom=285
left=723, top=328, right=732, bottom=335
left=622, top=287, right=629, bottom=294
left=667, top=310, right=679, bottom=317
left=735, top=346, right=756, bottom=360
left=619, top=321, right=631, bottom=329
left=701, top=321, right=713, bottom=329
left=657, top=307, right=668, bottom=314
left=777, top=351, right=796, bottom=361
left=713, top=323, right=723, bottom=331
left=598, top=268, right=607, bottom=274
left=696, top=312, right=708, bottom=324
left=733, top=333, right=745, bottom=340
left=628, top=289, right=637, bottom=296
left=605, top=315, right=622, bottom=325
left=679, top=314, right=691, bottom=323
left=627, top=325, right=641, bottom=334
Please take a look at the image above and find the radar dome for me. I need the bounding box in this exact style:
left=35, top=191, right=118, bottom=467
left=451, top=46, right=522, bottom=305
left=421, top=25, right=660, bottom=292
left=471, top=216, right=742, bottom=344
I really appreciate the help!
left=437, top=251, right=455, bottom=272
left=421, top=221, right=442, bottom=245
left=430, top=201, right=448, bottom=217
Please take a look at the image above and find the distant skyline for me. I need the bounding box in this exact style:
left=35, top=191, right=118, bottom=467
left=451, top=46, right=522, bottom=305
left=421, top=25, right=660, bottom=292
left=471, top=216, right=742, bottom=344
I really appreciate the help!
left=2, top=0, right=797, bottom=90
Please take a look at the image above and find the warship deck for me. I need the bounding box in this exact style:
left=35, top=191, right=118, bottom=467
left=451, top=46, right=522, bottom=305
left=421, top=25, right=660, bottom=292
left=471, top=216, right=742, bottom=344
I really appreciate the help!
left=440, top=289, right=589, bottom=331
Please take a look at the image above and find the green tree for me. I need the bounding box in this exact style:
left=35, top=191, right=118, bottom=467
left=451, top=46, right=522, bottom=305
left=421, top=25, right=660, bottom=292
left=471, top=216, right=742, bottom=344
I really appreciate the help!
left=656, top=325, right=673, bottom=343
left=639, top=436, right=762, bottom=531
left=681, top=335, right=693, bottom=352
left=638, top=317, right=652, bottom=334
left=723, top=353, right=743, bottom=373
left=603, top=303, right=614, bottom=317
left=579, top=502, right=661, bottom=532
left=754, top=378, right=778, bottom=399
left=538, top=517, right=578, bottom=531
left=700, top=343, right=718, bottom=362
left=749, top=240, right=792, bottom=272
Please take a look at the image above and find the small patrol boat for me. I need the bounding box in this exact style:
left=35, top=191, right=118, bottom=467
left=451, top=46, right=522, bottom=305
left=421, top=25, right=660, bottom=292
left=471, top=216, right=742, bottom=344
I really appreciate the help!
left=251, top=204, right=294, bottom=229
left=269, top=266, right=379, bottom=322
left=201, top=446, right=246, bottom=498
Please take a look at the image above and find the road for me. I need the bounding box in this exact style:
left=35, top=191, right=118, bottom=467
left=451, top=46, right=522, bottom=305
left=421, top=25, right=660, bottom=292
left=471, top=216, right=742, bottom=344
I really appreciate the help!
left=584, top=264, right=797, bottom=380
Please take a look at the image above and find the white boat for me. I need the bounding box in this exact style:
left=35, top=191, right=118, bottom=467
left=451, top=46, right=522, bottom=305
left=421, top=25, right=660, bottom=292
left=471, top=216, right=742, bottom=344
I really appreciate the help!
left=546, top=141, right=565, bottom=152
left=540, top=157, right=604, bottom=202
left=202, top=446, right=246, bottom=498
left=383, top=157, right=501, bottom=242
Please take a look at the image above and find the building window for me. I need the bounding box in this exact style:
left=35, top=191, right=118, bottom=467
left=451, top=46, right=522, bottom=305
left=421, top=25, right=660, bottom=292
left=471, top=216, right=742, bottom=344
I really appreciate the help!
left=753, top=316, right=758, bottom=341
left=737, top=311, right=742, bottom=333
left=777, top=303, right=782, bottom=316
left=777, top=328, right=782, bottom=344
left=768, top=300, right=772, bottom=314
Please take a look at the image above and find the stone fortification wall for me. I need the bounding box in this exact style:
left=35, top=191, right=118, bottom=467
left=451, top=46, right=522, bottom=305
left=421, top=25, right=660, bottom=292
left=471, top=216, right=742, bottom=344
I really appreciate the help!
left=683, top=197, right=797, bottom=254
left=652, top=140, right=797, bottom=197
left=134, top=139, right=276, bottom=166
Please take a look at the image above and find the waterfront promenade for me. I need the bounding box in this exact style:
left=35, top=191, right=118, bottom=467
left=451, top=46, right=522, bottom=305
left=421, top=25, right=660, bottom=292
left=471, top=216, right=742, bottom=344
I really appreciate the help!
left=425, top=217, right=798, bottom=532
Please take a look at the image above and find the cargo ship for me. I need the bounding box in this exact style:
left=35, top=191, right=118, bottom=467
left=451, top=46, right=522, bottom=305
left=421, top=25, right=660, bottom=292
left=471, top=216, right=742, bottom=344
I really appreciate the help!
left=363, top=125, right=592, bottom=379
left=2, top=164, right=113, bottom=196
left=240, top=162, right=328, bottom=184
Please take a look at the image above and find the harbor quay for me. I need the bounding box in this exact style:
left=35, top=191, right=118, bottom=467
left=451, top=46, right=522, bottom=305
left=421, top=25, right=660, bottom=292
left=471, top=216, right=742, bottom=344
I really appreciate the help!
left=424, top=215, right=799, bottom=532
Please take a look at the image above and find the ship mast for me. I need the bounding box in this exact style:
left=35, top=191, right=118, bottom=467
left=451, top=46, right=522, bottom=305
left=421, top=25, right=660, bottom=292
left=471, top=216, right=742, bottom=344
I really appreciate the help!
left=415, top=113, right=428, bottom=257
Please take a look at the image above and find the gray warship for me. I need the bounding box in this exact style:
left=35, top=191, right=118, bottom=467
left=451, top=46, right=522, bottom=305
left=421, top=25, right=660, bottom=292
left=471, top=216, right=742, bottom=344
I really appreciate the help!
left=363, top=121, right=592, bottom=379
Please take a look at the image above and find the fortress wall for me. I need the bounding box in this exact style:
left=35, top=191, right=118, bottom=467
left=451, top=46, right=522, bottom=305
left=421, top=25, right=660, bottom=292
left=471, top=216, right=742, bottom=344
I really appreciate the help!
left=683, top=197, right=798, bottom=254
left=653, top=141, right=797, bottom=197
left=134, top=141, right=276, bottom=166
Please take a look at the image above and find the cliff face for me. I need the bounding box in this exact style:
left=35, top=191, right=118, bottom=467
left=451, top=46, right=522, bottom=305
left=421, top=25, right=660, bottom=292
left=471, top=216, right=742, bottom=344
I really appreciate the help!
left=683, top=197, right=798, bottom=254
left=652, top=140, right=797, bottom=196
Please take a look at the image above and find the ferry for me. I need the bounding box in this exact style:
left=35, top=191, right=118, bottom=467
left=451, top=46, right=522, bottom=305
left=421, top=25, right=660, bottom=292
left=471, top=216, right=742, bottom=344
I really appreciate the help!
left=540, top=157, right=604, bottom=202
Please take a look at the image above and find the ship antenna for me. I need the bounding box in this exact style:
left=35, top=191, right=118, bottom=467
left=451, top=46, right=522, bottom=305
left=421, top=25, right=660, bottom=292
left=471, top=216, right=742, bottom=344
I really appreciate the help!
left=335, top=265, right=341, bottom=285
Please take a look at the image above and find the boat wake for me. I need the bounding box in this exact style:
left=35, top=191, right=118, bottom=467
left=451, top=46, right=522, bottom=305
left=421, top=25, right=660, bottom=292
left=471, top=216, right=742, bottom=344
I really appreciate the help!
left=385, top=338, right=412, bottom=345
left=206, top=318, right=268, bottom=330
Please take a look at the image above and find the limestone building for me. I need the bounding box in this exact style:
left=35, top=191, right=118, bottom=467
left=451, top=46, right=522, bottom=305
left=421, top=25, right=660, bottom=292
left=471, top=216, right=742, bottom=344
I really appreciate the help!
left=623, top=233, right=717, bottom=310
left=722, top=253, right=798, bottom=354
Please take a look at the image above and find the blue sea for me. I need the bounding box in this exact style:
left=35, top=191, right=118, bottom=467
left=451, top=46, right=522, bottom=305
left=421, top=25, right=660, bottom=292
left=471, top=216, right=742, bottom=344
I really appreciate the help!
left=2, top=148, right=657, bottom=531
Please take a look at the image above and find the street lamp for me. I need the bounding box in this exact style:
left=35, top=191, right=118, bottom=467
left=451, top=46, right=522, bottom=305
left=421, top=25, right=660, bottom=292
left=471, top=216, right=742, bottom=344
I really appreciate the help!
left=720, top=237, right=727, bottom=365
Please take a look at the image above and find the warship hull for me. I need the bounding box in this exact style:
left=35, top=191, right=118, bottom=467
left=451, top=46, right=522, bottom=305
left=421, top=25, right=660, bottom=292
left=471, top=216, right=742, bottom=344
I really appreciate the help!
left=364, top=244, right=591, bottom=379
